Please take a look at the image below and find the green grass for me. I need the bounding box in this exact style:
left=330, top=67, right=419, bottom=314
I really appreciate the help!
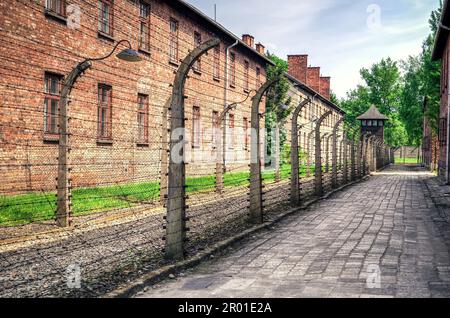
left=395, top=157, right=420, bottom=164
left=0, top=164, right=318, bottom=227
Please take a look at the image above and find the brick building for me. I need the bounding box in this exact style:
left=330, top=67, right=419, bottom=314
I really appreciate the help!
left=0, top=0, right=273, bottom=193
left=432, top=0, right=450, bottom=181
left=286, top=54, right=344, bottom=146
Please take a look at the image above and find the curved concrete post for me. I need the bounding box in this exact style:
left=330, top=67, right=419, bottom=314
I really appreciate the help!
left=324, top=133, right=332, bottom=173
left=315, top=111, right=332, bottom=197
left=342, top=136, right=349, bottom=185
left=368, top=135, right=377, bottom=172
left=350, top=138, right=356, bottom=181
left=290, top=99, right=311, bottom=206
left=165, top=38, right=220, bottom=261
left=361, top=133, right=370, bottom=176
left=332, top=118, right=344, bottom=188
left=57, top=60, right=92, bottom=227
left=306, top=130, right=315, bottom=178
left=355, top=137, right=362, bottom=179
left=249, top=76, right=281, bottom=224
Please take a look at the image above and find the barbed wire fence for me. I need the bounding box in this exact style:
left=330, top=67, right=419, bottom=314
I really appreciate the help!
left=0, top=0, right=395, bottom=297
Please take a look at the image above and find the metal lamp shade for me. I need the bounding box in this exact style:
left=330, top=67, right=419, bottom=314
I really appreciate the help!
left=116, top=48, right=142, bottom=62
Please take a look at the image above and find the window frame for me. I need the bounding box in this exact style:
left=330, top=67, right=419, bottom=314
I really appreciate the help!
left=243, top=117, right=249, bottom=151
left=244, top=60, right=250, bottom=92
left=228, top=113, right=235, bottom=149
left=229, top=52, right=236, bottom=88
left=137, top=93, right=149, bottom=145
left=256, top=67, right=261, bottom=88
left=192, top=106, right=201, bottom=149
left=45, top=0, right=66, bottom=18
left=138, top=0, right=151, bottom=53
left=193, top=31, right=202, bottom=73
left=98, top=0, right=114, bottom=37
left=212, top=110, right=219, bottom=149
left=97, top=84, right=113, bottom=142
left=43, top=72, right=63, bottom=139
left=213, top=44, right=220, bottom=81
left=169, top=18, right=179, bottom=64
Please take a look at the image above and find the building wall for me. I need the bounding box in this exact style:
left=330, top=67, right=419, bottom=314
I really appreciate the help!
left=0, top=0, right=268, bottom=193
left=438, top=37, right=450, bottom=179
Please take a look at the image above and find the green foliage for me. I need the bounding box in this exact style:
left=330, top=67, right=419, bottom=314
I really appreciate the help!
left=339, top=2, right=442, bottom=147
left=265, top=53, right=293, bottom=162
left=399, top=56, right=424, bottom=146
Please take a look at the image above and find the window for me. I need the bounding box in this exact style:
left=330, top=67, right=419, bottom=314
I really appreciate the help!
left=98, top=84, right=112, bottom=141
left=192, top=106, right=201, bottom=149
left=256, top=67, right=261, bottom=88
left=98, top=0, right=113, bottom=36
left=169, top=18, right=179, bottom=63
left=362, top=120, right=367, bottom=126
left=45, top=0, right=66, bottom=17
left=44, top=73, right=63, bottom=136
left=213, top=45, right=220, bottom=80
left=193, top=32, right=202, bottom=72
left=244, top=60, right=250, bottom=92
left=439, top=118, right=447, bottom=145
left=212, top=111, right=219, bottom=149
left=139, top=1, right=150, bottom=52
left=228, top=113, right=235, bottom=149
left=229, top=53, right=236, bottom=87
left=137, top=94, right=149, bottom=144
left=243, top=117, right=249, bottom=151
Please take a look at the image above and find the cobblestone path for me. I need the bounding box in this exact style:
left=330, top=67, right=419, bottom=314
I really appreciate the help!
left=136, top=165, right=450, bottom=298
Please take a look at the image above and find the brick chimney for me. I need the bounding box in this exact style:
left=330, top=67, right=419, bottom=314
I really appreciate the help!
left=242, top=34, right=255, bottom=48
left=256, top=43, right=265, bottom=55
left=319, top=77, right=331, bottom=100
left=287, top=55, right=308, bottom=83
left=307, top=67, right=321, bottom=93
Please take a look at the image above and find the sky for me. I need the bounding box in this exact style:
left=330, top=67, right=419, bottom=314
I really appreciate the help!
left=185, top=0, right=440, bottom=98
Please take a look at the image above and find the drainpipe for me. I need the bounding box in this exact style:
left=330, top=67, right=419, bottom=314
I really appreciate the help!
left=223, top=39, right=239, bottom=172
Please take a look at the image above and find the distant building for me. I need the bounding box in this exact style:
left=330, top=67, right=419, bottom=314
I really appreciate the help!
left=357, top=105, right=389, bottom=141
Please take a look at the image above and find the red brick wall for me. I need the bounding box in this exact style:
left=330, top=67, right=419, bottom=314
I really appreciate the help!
left=287, top=55, right=307, bottom=83
left=0, top=0, right=268, bottom=193
left=319, top=77, right=330, bottom=100
left=438, top=37, right=450, bottom=179
left=306, top=67, right=320, bottom=93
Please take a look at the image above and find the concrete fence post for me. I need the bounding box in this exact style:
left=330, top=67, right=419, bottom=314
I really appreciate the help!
left=343, top=137, right=348, bottom=185
left=350, top=138, right=356, bottom=181
left=249, top=76, right=281, bottom=224
left=332, top=118, right=344, bottom=188
left=165, top=38, right=220, bottom=261
left=307, top=131, right=314, bottom=178
left=290, top=99, right=310, bottom=206
left=355, top=138, right=362, bottom=179
left=315, top=111, right=332, bottom=197
left=57, top=61, right=92, bottom=227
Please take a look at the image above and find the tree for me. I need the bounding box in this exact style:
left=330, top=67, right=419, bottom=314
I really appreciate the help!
left=399, top=56, right=424, bottom=146
left=420, top=2, right=442, bottom=135
left=340, top=58, right=408, bottom=146
left=265, top=53, right=292, bottom=181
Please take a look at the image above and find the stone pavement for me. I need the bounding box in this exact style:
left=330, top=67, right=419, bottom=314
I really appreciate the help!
left=135, top=165, right=450, bottom=298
